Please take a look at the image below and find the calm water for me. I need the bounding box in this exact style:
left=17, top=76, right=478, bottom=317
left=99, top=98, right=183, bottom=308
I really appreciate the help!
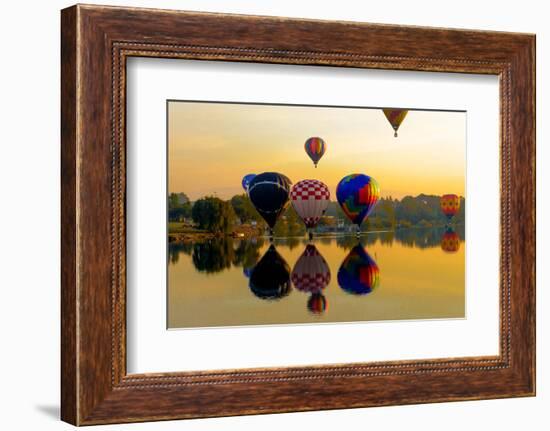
left=168, top=227, right=465, bottom=329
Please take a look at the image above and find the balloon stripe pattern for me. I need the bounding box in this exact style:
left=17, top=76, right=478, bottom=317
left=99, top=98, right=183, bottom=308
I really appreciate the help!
left=304, top=137, right=326, bottom=167
left=290, top=179, right=330, bottom=229
left=336, top=174, right=380, bottom=226
left=291, top=244, right=331, bottom=293
left=382, top=109, right=408, bottom=137
left=440, top=194, right=460, bottom=220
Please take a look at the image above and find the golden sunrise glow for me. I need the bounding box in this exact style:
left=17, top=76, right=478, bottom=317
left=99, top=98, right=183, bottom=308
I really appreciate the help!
left=168, top=101, right=466, bottom=200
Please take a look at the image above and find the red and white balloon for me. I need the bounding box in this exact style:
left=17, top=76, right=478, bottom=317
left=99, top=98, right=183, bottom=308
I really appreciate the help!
left=290, top=179, right=330, bottom=229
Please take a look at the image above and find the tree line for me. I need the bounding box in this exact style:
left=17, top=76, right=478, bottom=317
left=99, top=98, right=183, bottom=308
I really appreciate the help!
left=168, top=192, right=465, bottom=235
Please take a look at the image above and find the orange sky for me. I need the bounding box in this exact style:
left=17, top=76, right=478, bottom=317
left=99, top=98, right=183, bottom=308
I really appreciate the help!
left=168, top=101, right=465, bottom=201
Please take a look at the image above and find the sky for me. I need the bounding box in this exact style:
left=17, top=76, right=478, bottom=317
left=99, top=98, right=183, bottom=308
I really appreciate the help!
left=168, top=101, right=466, bottom=201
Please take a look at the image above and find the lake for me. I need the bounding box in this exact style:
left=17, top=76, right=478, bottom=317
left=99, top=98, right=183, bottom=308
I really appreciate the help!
left=168, top=227, right=465, bottom=329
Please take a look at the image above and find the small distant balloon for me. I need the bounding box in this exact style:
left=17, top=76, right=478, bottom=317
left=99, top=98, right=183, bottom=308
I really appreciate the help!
left=248, top=172, right=291, bottom=233
left=241, top=174, right=256, bottom=193
left=440, top=194, right=460, bottom=221
left=291, top=244, right=331, bottom=293
left=337, top=244, right=380, bottom=295
left=336, top=174, right=380, bottom=229
left=383, top=109, right=408, bottom=137
left=249, top=245, right=291, bottom=300
left=307, top=293, right=328, bottom=314
left=304, top=137, right=326, bottom=168
left=290, top=179, right=330, bottom=234
left=441, top=228, right=460, bottom=253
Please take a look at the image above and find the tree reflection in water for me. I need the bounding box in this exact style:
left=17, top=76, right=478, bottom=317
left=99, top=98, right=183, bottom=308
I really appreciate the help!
left=168, top=237, right=265, bottom=274
left=168, top=226, right=464, bottom=273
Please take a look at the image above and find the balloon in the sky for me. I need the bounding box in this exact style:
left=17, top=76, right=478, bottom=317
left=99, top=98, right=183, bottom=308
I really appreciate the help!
left=241, top=174, right=256, bottom=193
left=307, top=293, right=328, bottom=314
left=249, top=245, right=291, bottom=300
left=243, top=266, right=253, bottom=278
left=440, top=194, right=460, bottom=221
left=441, top=228, right=460, bottom=253
left=304, top=137, right=326, bottom=168
left=248, top=172, right=291, bottom=232
left=336, top=174, right=380, bottom=229
left=383, top=108, right=408, bottom=137
left=290, top=180, right=330, bottom=234
left=291, top=244, right=331, bottom=293
left=338, top=244, right=380, bottom=295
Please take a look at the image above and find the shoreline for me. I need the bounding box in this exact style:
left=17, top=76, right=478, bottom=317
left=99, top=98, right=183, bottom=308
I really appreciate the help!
left=168, top=224, right=464, bottom=244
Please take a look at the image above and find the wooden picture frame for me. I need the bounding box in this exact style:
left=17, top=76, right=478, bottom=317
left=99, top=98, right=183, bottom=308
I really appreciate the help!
left=61, top=4, right=535, bottom=425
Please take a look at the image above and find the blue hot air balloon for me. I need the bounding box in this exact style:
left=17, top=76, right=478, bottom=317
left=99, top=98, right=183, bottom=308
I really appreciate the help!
left=336, top=174, right=380, bottom=233
left=241, top=174, right=256, bottom=193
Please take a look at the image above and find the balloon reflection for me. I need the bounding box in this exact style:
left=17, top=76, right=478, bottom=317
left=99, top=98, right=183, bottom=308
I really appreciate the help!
left=249, top=244, right=292, bottom=300
left=307, top=293, right=328, bottom=314
left=337, top=244, right=380, bottom=295
left=291, top=244, right=331, bottom=315
left=440, top=227, right=460, bottom=253
left=291, top=245, right=331, bottom=293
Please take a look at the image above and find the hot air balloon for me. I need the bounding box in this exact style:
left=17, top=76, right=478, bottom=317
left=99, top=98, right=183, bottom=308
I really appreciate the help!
left=383, top=108, right=408, bottom=137
left=304, top=137, right=326, bottom=168
left=441, top=228, right=461, bottom=253
left=291, top=245, right=331, bottom=293
left=440, top=194, right=460, bottom=222
left=307, top=293, right=328, bottom=314
left=248, top=172, right=291, bottom=238
left=337, top=244, right=380, bottom=295
left=241, top=173, right=256, bottom=193
left=290, top=179, right=330, bottom=239
left=249, top=245, right=291, bottom=300
left=336, top=174, right=380, bottom=236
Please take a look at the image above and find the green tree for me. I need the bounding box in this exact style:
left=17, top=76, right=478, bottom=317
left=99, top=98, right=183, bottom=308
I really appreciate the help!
left=230, top=194, right=263, bottom=224
left=191, top=196, right=236, bottom=234
left=168, top=192, right=192, bottom=221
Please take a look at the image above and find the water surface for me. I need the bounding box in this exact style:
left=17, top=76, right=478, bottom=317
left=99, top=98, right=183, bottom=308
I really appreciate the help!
left=168, top=227, right=465, bottom=329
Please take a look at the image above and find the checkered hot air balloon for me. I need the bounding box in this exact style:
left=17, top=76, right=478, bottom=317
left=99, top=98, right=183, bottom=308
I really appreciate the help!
left=290, top=180, right=330, bottom=237
left=440, top=194, right=460, bottom=221
left=337, top=244, right=380, bottom=295
left=304, top=137, right=326, bottom=168
left=440, top=227, right=461, bottom=253
left=382, top=108, right=408, bottom=137
left=336, top=174, right=380, bottom=234
left=291, top=245, right=331, bottom=294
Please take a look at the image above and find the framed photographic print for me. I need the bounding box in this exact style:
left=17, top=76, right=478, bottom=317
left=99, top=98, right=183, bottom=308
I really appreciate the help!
left=61, top=4, right=536, bottom=425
